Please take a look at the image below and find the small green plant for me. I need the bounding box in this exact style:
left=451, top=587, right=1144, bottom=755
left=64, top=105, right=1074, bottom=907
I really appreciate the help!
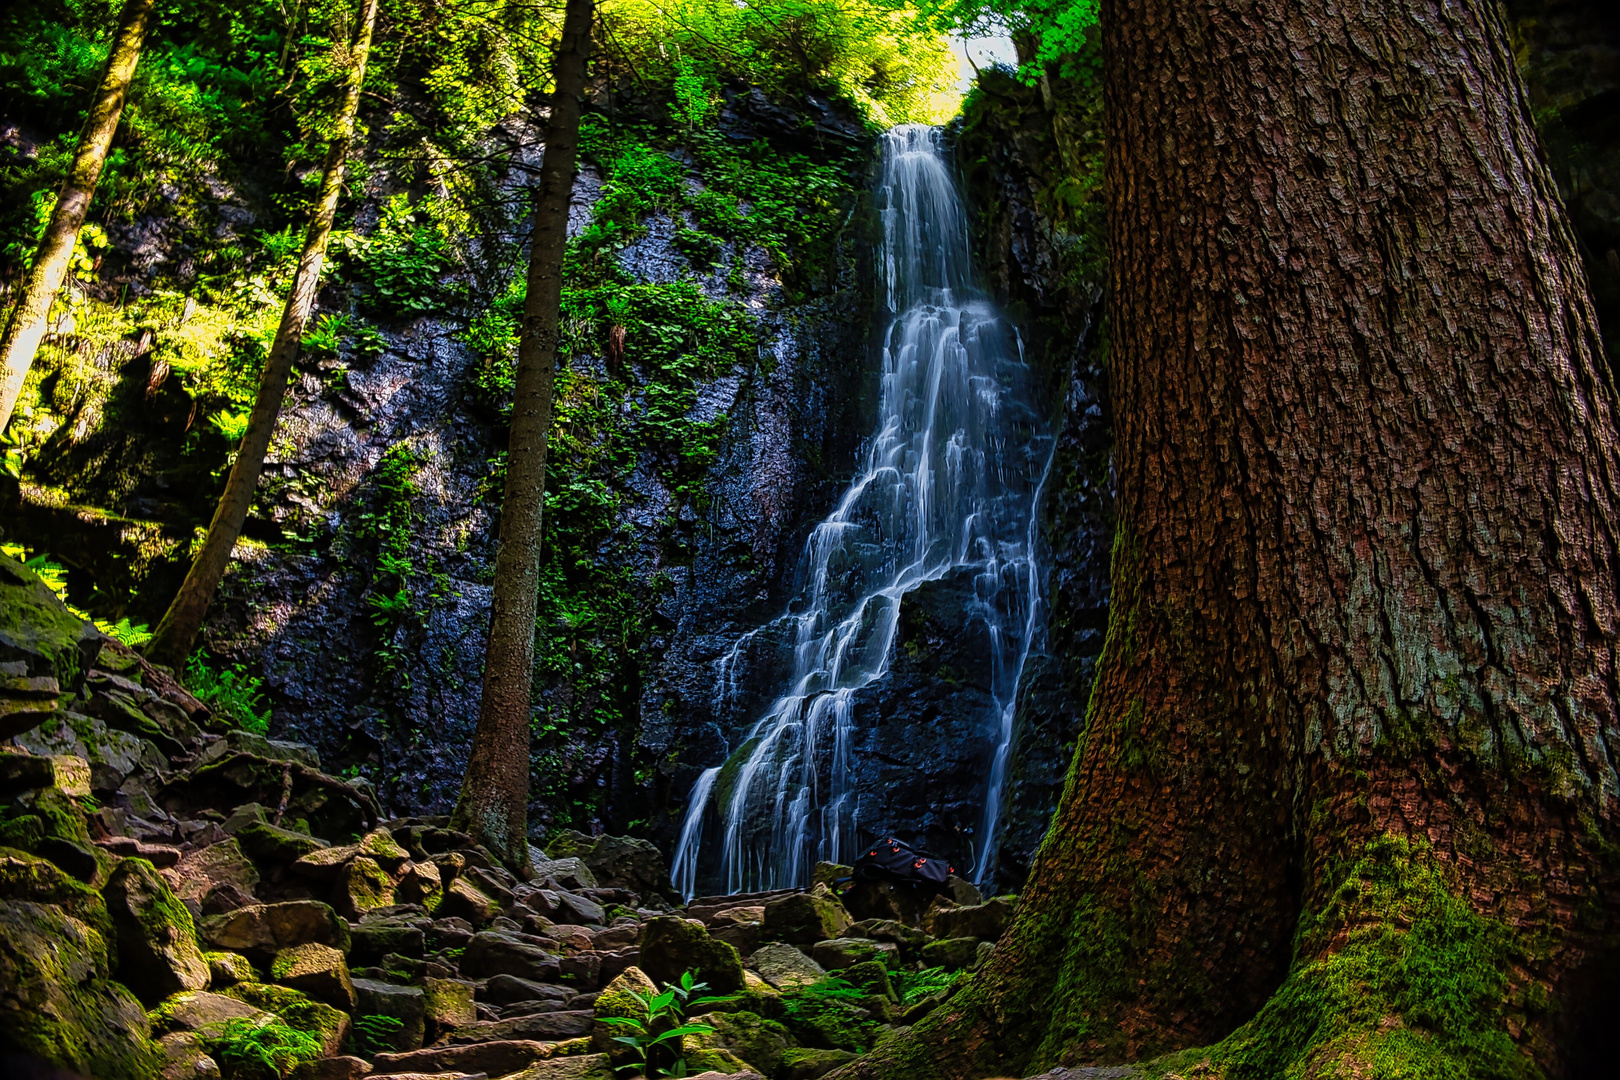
left=602, top=970, right=733, bottom=1077
left=778, top=975, right=877, bottom=1053
left=185, top=651, right=272, bottom=734
left=352, top=1013, right=405, bottom=1055
left=211, top=1015, right=322, bottom=1077
left=210, top=408, right=252, bottom=443
left=891, top=965, right=959, bottom=1005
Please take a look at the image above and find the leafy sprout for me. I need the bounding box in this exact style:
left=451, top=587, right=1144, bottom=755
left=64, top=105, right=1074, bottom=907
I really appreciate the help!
left=600, top=970, right=736, bottom=1077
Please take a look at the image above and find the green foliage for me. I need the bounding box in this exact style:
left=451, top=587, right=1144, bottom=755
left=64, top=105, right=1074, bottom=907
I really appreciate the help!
left=891, top=966, right=959, bottom=1005
left=185, top=651, right=272, bottom=734
left=350, top=443, right=437, bottom=690
left=779, top=975, right=880, bottom=1052
left=341, top=193, right=463, bottom=317
left=602, top=970, right=732, bottom=1077
left=926, top=0, right=1100, bottom=83
left=351, top=1013, right=405, bottom=1056
left=210, top=1015, right=323, bottom=1078
left=0, top=542, right=154, bottom=646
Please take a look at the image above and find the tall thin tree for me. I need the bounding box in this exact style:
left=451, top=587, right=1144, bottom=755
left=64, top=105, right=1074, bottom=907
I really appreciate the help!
left=0, top=0, right=156, bottom=430
left=144, top=0, right=380, bottom=671
left=450, top=0, right=596, bottom=871
left=842, top=0, right=1620, bottom=1077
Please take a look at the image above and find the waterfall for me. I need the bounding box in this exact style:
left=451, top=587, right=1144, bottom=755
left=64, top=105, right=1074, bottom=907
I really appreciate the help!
left=672, top=124, right=1050, bottom=898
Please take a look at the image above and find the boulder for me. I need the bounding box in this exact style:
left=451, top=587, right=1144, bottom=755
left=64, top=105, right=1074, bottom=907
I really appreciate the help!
left=440, top=1010, right=594, bottom=1044
left=639, top=916, right=747, bottom=993
left=333, top=855, right=395, bottom=918
left=156, top=1029, right=220, bottom=1080
left=591, top=966, right=656, bottom=1066
left=349, top=918, right=427, bottom=965
left=480, top=973, right=573, bottom=1006
left=371, top=1039, right=555, bottom=1075
left=221, top=982, right=352, bottom=1056
left=102, top=857, right=210, bottom=1004
left=550, top=890, right=606, bottom=927
left=761, top=893, right=851, bottom=946
left=529, top=855, right=598, bottom=891
left=920, top=935, right=981, bottom=971
left=353, top=978, right=425, bottom=1052
left=235, top=821, right=328, bottom=864
left=289, top=1055, right=372, bottom=1080
left=0, top=844, right=113, bottom=937
left=220, top=804, right=268, bottom=835
left=809, top=862, right=851, bottom=890
left=150, top=989, right=266, bottom=1035
left=0, top=899, right=160, bottom=1080
left=840, top=959, right=893, bottom=1000
left=168, top=838, right=260, bottom=912
left=395, top=860, right=442, bottom=909
left=781, top=1048, right=859, bottom=1079
left=544, top=831, right=668, bottom=898
left=0, top=553, right=101, bottom=707
left=437, top=876, right=497, bottom=925
left=746, top=942, right=825, bottom=991
left=195, top=730, right=321, bottom=770
left=683, top=1046, right=757, bottom=1074
left=686, top=1010, right=792, bottom=1076
left=15, top=711, right=160, bottom=792
left=928, top=896, right=1014, bottom=940
left=838, top=880, right=932, bottom=926
left=498, top=1057, right=615, bottom=1080
left=200, top=900, right=351, bottom=963
left=460, top=930, right=560, bottom=981
left=843, top=918, right=930, bottom=961
left=808, top=937, right=894, bottom=971
left=422, top=976, right=476, bottom=1040
left=273, top=942, right=357, bottom=1010
left=944, top=874, right=982, bottom=906
left=203, top=950, right=256, bottom=986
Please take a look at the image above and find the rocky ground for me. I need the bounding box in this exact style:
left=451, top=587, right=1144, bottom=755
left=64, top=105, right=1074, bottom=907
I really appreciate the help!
left=2, top=552, right=1019, bottom=1080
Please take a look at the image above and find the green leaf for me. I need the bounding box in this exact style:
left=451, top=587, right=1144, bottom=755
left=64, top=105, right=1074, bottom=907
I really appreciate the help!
left=649, top=1024, right=714, bottom=1044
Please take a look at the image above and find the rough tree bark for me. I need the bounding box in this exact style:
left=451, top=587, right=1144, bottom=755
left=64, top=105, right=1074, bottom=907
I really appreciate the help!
left=0, top=0, right=155, bottom=430
left=144, top=0, right=379, bottom=671
left=841, top=0, right=1620, bottom=1077
left=450, top=0, right=595, bottom=873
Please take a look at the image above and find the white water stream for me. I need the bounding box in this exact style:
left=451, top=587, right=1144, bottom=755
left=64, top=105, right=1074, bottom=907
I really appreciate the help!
left=671, top=125, right=1050, bottom=899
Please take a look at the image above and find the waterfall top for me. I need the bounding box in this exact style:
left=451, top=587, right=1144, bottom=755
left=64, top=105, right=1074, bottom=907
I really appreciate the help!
left=879, top=124, right=974, bottom=312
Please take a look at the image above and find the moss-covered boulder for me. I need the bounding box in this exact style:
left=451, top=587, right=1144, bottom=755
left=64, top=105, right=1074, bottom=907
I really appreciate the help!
left=747, top=941, right=825, bottom=991
left=272, top=942, right=356, bottom=1010
left=840, top=959, right=894, bottom=1001
left=762, top=893, right=851, bottom=946
left=919, top=935, right=980, bottom=971
left=352, top=978, right=425, bottom=1052
left=544, top=830, right=668, bottom=898
left=0, top=784, right=105, bottom=882
left=332, top=855, right=394, bottom=918
left=103, top=857, right=210, bottom=1004
left=155, top=1028, right=220, bottom=1080
left=234, top=821, right=327, bottom=865
left=808, top=936, right=895, bottom=971
left=640, top=916, right=747, bottom=993
left=422, top=976, right=475, bottom=1041
left=436, top=874, right=497, bottom=924
left=781, top=1046, right=859, bottom=1079
left=395, top=859, right=442, bottom=909
left=149, top=989, right=267, bottom=1036
left=926, top=895, right=1013, bottom=940
left=204, top=950, right=257, bottom=987
left=0, top=844, right=113, bottom=939
left=222, top=982, right=351, bottom=1057
left=687, top=1010, right=792, bottom=1075
left=592, top=965, right=656, bottom=1065
left=0, top=898, right=160, bottom=1080
left=200, top=900, right=351, bottom=964
left=0, top=553, right=101, bottom=708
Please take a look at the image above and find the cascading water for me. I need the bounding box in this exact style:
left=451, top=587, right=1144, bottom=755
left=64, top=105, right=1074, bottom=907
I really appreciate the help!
left=671, top=124, right=1051, bottom=899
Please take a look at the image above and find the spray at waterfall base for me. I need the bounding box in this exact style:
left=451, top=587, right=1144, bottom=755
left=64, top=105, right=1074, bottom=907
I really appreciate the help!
left=672, top=125, right=1054, bottom=899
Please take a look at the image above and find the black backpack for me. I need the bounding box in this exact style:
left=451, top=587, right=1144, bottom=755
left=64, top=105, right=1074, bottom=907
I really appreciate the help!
left=844, top=836, right=956, bottom=894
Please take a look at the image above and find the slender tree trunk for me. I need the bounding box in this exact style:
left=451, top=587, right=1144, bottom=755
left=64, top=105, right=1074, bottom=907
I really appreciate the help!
left=0, top=0, right=154, bottom=430
left=842, top=1, right=1620, bottom=1078
left=144, top=0, right=379, bottom=671
left=450, top=0, right=594, bottom=873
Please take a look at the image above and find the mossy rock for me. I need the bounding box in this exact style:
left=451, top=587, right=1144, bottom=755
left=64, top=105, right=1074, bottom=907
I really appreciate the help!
left=0, top=844, right=114, bottom=941
left=592, top=965, right=656, bottom=1065
left=103, top=856, right=210, bottom=1004
left=235, top=820, right=328, bottom=865
left=271, top=942, right=356, bottom=1011
left=639, top=915, right=747, bottom=993
left=422, top=976, right=475, bottom=1041
left=0, top=898, right=160, bottom=1080
left=332, top=855, right=394, bottom=918
left=780, top=1046, right=859, bottom=1079
left=762, top=892, right=852, bottom=946
left=0, top=552, right=101, bottom=702
left=204, top=950, right=257, bottom=987
left=2, top=785, right=103, bottom=883
left=222, top=981, right=351, bottom=1057
left=688, top=1009, right=793, bottom=1075
left=840, top=959, right=894, bottom=1001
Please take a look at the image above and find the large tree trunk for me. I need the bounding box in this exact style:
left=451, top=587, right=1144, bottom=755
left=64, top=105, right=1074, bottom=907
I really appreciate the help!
left=841, top=0, right=1620, bottom=1077
left=0, top=0, right=155, bottom=430
left=144, top=0, right=380, bottom=672
left=450, top=0, right=595, bottom=872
